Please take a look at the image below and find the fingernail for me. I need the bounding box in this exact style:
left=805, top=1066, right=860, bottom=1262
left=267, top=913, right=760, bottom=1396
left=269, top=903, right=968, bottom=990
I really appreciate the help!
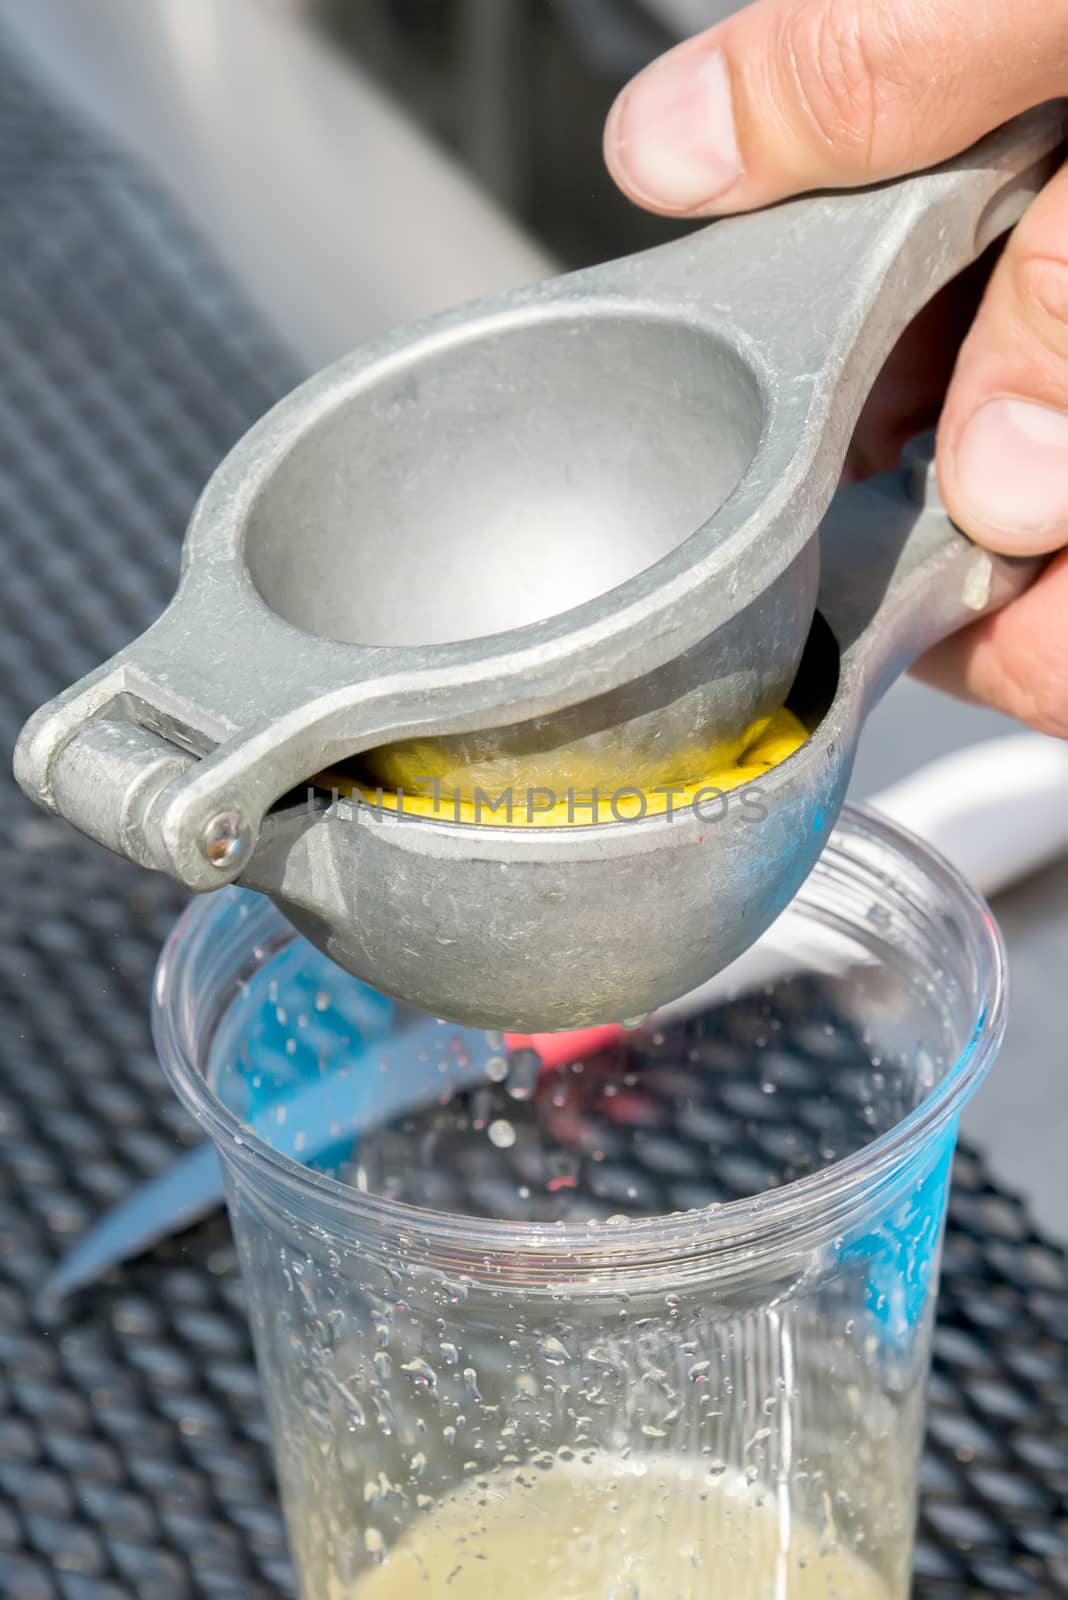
left=955, top=397, right=1068, bottom=539
left=607, top=48, right=742, bottom=213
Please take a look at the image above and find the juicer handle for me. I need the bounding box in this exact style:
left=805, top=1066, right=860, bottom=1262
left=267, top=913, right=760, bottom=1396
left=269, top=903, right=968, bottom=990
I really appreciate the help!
left=619, top=102, right=1067, bottom=457
left=596, top=101, right=1068, bottom=688
left=817, top=433, right=1045, bottom=713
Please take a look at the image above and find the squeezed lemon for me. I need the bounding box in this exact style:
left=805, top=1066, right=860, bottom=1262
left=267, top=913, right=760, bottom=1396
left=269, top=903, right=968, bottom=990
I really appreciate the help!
left=317, top=708, right=807, bottom=828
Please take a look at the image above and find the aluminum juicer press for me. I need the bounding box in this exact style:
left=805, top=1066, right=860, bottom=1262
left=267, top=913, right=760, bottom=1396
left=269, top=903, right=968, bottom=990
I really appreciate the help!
left=15, top=105, right=1067, bottom=1032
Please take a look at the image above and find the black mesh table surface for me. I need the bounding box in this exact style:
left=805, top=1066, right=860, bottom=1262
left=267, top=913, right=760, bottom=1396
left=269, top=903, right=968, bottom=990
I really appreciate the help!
left=0, top=26, right=1065, bottom=1600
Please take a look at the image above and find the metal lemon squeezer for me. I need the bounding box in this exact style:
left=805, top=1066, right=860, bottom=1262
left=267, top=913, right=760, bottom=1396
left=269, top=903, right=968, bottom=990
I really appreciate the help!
left=15, top=106, right=1065, bottom=1030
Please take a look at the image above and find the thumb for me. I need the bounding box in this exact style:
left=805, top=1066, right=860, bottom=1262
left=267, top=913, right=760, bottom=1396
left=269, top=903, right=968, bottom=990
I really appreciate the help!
left=937, top=158, right=1068, bottom=556
left=604, top=0, right=1068, bottom=217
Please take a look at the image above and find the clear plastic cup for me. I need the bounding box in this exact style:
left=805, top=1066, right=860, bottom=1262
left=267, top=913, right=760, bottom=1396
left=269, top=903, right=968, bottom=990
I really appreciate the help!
left=154, top=807, right=1005, bottom=1599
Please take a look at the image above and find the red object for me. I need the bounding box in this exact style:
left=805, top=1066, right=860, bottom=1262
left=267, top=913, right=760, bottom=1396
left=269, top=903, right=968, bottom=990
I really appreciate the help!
left=503, top=1024, right=625, bottom=1071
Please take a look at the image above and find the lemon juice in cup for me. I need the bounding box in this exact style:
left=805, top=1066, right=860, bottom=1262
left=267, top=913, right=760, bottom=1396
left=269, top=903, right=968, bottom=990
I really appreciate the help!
left=348, top=1456, right=894, bottom=1598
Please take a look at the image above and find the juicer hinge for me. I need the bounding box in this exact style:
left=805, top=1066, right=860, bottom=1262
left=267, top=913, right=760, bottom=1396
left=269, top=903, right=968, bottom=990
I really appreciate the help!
left=48, top=712, right=199, bottom=873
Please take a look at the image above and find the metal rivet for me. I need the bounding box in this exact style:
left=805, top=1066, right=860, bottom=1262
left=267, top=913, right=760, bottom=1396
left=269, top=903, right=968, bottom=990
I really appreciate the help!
left=201, top=811, right=248, bottom=869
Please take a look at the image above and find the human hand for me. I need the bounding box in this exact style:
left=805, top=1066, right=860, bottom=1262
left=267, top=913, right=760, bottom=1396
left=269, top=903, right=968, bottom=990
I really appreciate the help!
left=604, top=1, right=1068, bottom=736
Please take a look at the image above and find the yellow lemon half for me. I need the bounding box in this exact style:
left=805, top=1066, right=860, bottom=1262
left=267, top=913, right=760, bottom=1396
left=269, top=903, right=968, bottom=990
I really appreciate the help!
left=314, top=708, right=808, bottom=828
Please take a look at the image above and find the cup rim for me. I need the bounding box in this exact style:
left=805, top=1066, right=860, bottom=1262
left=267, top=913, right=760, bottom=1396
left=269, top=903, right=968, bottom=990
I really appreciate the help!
left=154, top=804, right=1006, bottom=1275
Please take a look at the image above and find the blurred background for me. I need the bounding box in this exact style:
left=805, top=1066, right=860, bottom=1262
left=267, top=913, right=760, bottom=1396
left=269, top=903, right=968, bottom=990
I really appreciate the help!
left=0, top=0, right=1064, bottom=1238
left=0, top=0, right=721, bottom=366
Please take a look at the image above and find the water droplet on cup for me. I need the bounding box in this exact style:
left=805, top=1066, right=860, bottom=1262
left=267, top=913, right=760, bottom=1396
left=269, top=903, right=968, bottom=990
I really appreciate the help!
left=539, top=1336, right=571, bottom=1365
